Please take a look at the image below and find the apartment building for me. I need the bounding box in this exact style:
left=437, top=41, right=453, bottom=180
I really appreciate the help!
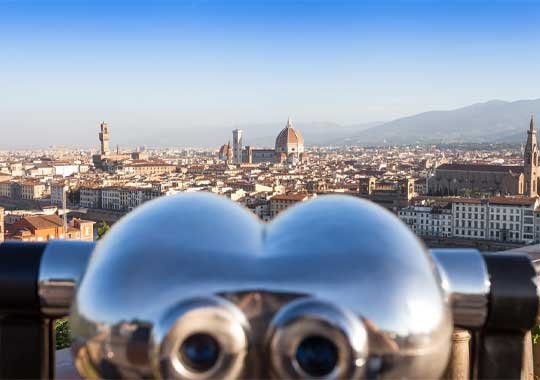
left=80, top=186, right=102, bottom=208
left=101, top=186, right=154, bottom=211
left=101, top=187, right=123, bottom=211
left=121, top=162, right=177, bottom=175
left=0, top=181, right=47, bottom=200
left=70, top=218, right=95, bottom=241
left=487, top=197, right=537, bottom=243
left=452, top=199, right=488, bottom=240
left=0, top=181, right=10, bottom=197
left=52, top=163, right=80, bottom=177
left=400, top=197, right=539, bottom=244
left=81, top=185, right=156, bottom=211
left=26, top=164, right=54, bottom=177
left=6, top=214, right=94, bottom=242
left=398, top=205, right=452, bottom=238
left=269, top=193, right=312, bottom=218
left=453, top=197, right=539, bottom=244
left=21, top=181, right=47, bottom=200
left=119, top=187, right=153, bottom=211
left=50, top=182, right=68, bottom=207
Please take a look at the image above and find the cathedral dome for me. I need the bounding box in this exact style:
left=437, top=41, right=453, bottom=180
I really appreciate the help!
left=275, top=118, right=304, bottom=154
left=218, top=142, right=232, bottom=161
left=219, top=144, right=230, bottom=156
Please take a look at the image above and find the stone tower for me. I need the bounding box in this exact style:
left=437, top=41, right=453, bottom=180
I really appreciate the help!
left=99, top=122, right=110, bottom=155
left=232, top=129, right=243, bottom=164
left=524, top=116, right=538, bottom=197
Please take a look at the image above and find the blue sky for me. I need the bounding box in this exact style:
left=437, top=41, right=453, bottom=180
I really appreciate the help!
left=1, top=0, right=539, bottom=148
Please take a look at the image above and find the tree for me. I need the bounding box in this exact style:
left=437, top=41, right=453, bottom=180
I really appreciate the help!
left=97, top=221, right=110, bottom=240
left=534, top=325, right=540, bottom=344
left=55, top=319, right=72, bottom=349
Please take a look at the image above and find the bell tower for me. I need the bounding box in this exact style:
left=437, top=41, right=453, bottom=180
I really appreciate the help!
left=524, top=116, right=538, bottom=196
left=99, top=121, right=110, bottom=156
left=232, top=129, right=243, bottom=164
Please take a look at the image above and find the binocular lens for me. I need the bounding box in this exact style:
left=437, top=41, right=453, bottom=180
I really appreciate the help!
left=179, top=333, right=220, bottom=372
left=296, top=335, right=339, bottom=377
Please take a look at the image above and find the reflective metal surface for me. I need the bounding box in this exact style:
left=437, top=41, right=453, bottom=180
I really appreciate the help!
left=431, top=249, right=490, bottom=328
left=151, top=296, right=250, bottom=380
left=266, top=298, right=368, bottom=379
left=38, top=240, right=94, bottom=317
left=71, top=193, right=452, bottom=379
left=533, top=259, right=540, bottom=323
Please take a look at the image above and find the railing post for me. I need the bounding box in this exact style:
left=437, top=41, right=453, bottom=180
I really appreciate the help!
left=444, top=329, right=471, bottom=380
left=0, top=242, right=54, bottom=379
left=522, top=331, right=534, bottom=380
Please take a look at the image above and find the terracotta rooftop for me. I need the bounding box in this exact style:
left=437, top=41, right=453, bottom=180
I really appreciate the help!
left=271, top=193, right=309, bottom=202
left=452, top=197, right=537, bottom=206
left=275, top=118, right=304, bottom=148
left=437, top=163, right=523, bottom=173
left=124, top=162, right=176, bottom=167
left=452, top=198, right=484, bottom=204
left=23, top=215, right=64, bottom=230
left=488, top=197, right=538, bottom=206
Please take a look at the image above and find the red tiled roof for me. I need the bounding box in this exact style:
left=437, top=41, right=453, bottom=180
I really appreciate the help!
left=452, top=198, right=484, bottom=204
left=488, top=197, right=537, bottom=206
left=275, top=120, right=304, bottom=147
left=437, top=163, right=523, bottom=173
left=22, top=215, right=64, bottom=230
left=271, top=193, right=309, bottom=201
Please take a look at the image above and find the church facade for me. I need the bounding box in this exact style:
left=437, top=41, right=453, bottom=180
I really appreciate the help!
left=218, top=118, right=308, bottom=165
left=429, top=117, right=537, bottom=197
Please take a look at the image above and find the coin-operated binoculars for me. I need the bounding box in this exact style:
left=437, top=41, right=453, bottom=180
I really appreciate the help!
left=0, top=193, right=538, bottom=379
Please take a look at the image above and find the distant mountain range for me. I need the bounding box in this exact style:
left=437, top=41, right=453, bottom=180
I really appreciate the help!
left=240, top=121, right=381, bottom=147
left=230, top=99, right=540, bottom=148
left=91, top=98, right=540, bottom=149
left=325, top=99, right=540, bottom=146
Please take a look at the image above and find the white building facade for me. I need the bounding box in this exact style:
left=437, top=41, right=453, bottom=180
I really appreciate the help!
left=453, top=198, right=538, bottom=244
left=398, top=205, right=452, bottom=238
left=80, top=187, right=102, bottom=209
left=401, top=197, right=540, bottom=244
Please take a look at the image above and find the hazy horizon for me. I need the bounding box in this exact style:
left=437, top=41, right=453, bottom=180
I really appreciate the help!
left=2, top=0, right=540, bottom=148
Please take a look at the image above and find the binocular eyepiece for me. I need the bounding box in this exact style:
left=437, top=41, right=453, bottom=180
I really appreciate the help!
left=0, top=193, right=538, bottom=379
left=150, top=295, right=367, bottom=379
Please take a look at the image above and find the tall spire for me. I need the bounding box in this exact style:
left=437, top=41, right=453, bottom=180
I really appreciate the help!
left=531, top=115, right=535, bottom=132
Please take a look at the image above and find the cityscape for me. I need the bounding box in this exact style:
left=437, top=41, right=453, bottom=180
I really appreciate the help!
left=0, top=116, right=538, bottom=251
left=3, top=0, right=540, bottom=378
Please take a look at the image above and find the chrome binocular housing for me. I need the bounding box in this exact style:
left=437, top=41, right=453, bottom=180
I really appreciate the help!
left=2, top=193, right=539, bottom=379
